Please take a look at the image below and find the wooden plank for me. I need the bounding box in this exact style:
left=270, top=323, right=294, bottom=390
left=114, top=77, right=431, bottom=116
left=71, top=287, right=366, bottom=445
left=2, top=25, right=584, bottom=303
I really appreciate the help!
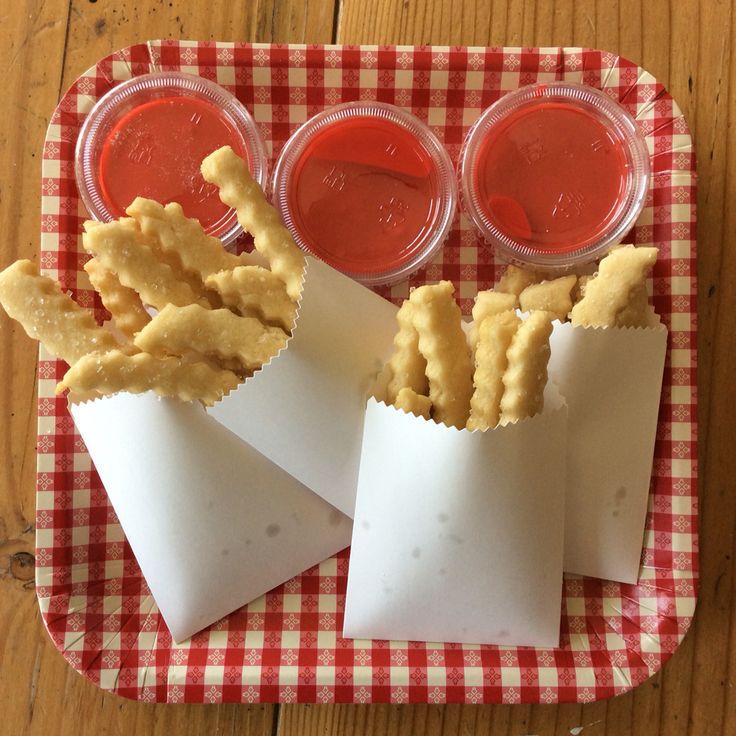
left=0, top=3, right=70, bottom=736
left=683, top=0, right=735, bottom=731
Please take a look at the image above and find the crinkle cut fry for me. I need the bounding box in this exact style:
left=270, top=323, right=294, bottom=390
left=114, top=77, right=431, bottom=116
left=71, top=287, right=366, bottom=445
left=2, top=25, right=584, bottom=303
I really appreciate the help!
left=58, top=350, right=241, bottom=407
left=469, top=289, right=517, bottom=348
left=386, top=300, right=428, bottom=404
left=570, top=246, right=659, bottom=327
left=394, top=387, right=432, bottom=419
left=134, top=303, right=288, bottom=372
left=82, top=218, right=209, bottom=311
left=84, top=257, right=150, bottom=338
left=409, top=281, right=474, bottom=430
left=201, top=146, right=305, bottom=301
left=206, top=265, right=296, bottom=332
left=126, top=198, right=247, bottom=280
left=496, top=264, right=541, bottom=297
left=519, top=275, right=577, bottom=322
left=0, top=259, right=119, bottom=364
left=467, top=310, right=521, bottom=431
left=499, top=311, right=554, bottom=426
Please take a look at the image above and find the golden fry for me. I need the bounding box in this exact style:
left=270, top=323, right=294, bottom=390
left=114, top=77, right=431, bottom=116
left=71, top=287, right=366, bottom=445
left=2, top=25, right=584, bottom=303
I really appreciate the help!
left=393, top=387, right=432, bottom=419
left=469, top=289, right=517, bottom=347
left=126, top=198, right=246, bottom=280
left=58, top=350, right=240, bottom=406
left=409, top=281, right=474, bottom=430
left=82, top=219, right=209, bottom=311
left=499, top=311, right=554, bottom=426
left=206, top=265, right=296, bottom=332
left=570, top=246, right=659, bottom=327
left=467, top=310, right=521, bottom=431
left=134, top=303, right=288, bottom=372
left=386, top=300, right=428, bottom=404
left=496, top=264, right=541, bottom=297
left=201, top=146, right=305, bottom=301
left=0, top=259, right=119, bottom=364
left=519, top=275, right=577, bottom=322
left=571, top=274, right=591, bottom=305
left=84, top=257, right=150, bottom=339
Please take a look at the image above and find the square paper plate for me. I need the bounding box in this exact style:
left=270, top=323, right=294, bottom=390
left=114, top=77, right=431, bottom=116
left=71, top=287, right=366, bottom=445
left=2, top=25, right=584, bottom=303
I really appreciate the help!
left=35, top=42, right=697, bottom=704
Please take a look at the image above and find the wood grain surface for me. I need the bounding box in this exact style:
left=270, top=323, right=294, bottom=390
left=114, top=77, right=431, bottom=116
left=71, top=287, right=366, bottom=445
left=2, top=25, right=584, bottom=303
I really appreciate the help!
left=0, top=1, right=731, bottom=734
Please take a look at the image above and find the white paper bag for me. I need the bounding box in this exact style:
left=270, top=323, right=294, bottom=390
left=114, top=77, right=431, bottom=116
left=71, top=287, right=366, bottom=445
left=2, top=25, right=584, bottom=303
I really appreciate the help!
left=344, top=381, right=567, bottom=648
left=208, top=256, right=398, bottom=518
left=71, top=393, right=352, bottom=643
left=548, top=322, right=667, bottom=583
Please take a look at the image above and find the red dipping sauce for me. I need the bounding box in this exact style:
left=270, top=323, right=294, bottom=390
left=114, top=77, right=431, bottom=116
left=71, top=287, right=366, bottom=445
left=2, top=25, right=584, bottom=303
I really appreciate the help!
left=76, top=73, right=268, bottom=245
left=99, top=97, right=246, bottom=233
left=273, top=103, right=457, bottom=285
left=461, top=83, right=650, bottom=270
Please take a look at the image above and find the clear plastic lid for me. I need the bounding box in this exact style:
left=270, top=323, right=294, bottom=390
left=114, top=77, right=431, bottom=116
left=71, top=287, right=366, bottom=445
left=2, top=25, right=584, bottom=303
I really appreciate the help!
left=75, top=72, right=268, bottom=246
left=460, top=82, right=650, bottom=270
left=272, top=101, right=457, bottom=286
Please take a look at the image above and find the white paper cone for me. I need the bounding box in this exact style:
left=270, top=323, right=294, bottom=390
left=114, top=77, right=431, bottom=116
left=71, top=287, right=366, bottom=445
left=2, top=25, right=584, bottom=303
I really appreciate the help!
left=71, top=393, right=352, bottom=643
left=208, top=256, right=399, bottom=518
left=344, top=382, right=567, bottom=648
left=548, top=322, right=668, bottom=583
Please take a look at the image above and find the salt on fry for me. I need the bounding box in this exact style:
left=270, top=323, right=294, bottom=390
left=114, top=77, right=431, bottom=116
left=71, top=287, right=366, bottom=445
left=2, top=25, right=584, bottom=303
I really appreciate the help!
left=386, top=300, right=428, bottom=404
left=519, top=275, right=577, bottom=322
left=134, top=303, right=288, bottom=372
left=82, top=219, right=210, bottom=311
left=84, top=257, right=150, bottom=338
left=496, top=264, right=540, bottom=297
left=469, top=289, right=517, bottom=347
left=58, top=349, right=240, bottom=406
left=570, top=246, right=658, bottom=327
left=126, top=198, right=247, bottom=280
left=0, top=259, right=119, bottom=364
left=201, top=146, right=305, bottom=301
left=206, top=265, right=296, bottom=332
left=394, top=387, right=432, bottom=419
left=409, top=281, right=474, bottom=430
left=498, top=311, right=554, bottom=426
left=467, top=310, right=521, bottom=431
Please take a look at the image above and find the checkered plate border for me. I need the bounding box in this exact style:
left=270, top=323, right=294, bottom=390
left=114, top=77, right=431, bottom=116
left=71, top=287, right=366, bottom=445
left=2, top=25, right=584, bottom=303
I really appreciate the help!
left=35, top=42, right=697, bottom=704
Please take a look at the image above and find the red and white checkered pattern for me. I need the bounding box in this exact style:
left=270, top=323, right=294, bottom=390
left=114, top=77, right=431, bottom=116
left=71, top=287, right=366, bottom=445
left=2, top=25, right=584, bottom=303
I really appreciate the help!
left=35, top=42, right=697, bottom=704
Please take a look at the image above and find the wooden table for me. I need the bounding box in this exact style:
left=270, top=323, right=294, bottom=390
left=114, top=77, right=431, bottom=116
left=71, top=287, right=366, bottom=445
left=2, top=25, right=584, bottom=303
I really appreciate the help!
left=0, top=1, right=732, bottom=734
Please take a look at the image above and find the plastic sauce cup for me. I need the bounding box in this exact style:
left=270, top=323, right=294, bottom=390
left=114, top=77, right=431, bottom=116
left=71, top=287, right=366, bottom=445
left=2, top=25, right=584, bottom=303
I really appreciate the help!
left=75, top=72, right=268, bottom=246
left=460, top=82, right=650, bottom=270
left=272, top=102, right=457, bottom=286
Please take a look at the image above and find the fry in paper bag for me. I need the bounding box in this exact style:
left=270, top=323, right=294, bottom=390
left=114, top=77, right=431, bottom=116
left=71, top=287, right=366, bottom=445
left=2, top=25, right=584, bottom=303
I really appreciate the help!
left=126, top=198, right=248, bottom=280
left=469, top=289, right=518, bottom=348
left=570, top=246, right=658, bottom=328
left=134, top=303, right=288, bottom=372
left=467, top=310, right=521, bottom=431
left=84, top=257, right=150, bottom=339
left=496, top=264, right=541, bottom=297
left=201, top=146, right=306, bottom=301
left=58, top=349, right=240, bottom=406
left=394, top=387, right=432, bottom=419
left=206, top=266, right=296, bottom=332
left=82, top=218, right=209, bottom=310
left=519, top=275, right=577, bottom=322
left=0, top=259, right=119, bottom=364
left=386, top=300, right=428, bottom=404
left=409, top=281, right=474, bottom=430
left=499, top=311, right=554, bottom=426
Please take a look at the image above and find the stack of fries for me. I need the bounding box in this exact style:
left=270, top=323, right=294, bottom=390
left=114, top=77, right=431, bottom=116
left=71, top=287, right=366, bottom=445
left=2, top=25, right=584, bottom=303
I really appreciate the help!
left=0, top=146, right=305, bottom=406
left=384, top=245, right=659, bottom=430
